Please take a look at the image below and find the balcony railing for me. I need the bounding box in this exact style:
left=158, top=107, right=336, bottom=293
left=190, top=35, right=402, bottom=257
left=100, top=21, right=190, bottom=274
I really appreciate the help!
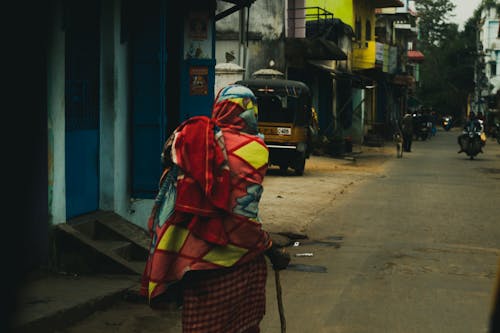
left=287, top=6, right=333, bottom=38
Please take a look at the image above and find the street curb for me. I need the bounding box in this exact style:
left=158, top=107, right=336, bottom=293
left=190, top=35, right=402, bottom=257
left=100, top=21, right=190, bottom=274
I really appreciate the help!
left=13, top=286, right=133, bottom=333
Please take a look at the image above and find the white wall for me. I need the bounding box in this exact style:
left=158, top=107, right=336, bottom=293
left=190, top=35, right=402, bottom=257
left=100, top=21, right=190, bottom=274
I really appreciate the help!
left=215, top=63, right=246, bottom=96
left=100, top=0, right=117, bottom=212
left=47, top=0, right=66, bottom=225
left=104, top=0, right=152, bottom=230
left=112, top=0, right=134, bottom=221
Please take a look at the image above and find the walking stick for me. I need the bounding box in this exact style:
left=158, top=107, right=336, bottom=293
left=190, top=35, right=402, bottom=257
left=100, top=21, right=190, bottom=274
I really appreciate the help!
left=274, top=269, right=286, bottom=333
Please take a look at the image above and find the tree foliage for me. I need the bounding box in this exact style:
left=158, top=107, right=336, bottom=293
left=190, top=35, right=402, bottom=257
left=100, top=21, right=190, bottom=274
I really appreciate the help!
left=415, top=0, right=456, bottom=49
left=415, top=0, right=478, bottom=119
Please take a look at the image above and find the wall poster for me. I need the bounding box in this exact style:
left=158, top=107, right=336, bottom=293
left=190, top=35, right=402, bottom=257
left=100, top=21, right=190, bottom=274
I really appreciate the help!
left=189, top=66, right=209, bottom=95
left=188, top=12, right=208, bottom=40
left=184, top=12, right=212, bottom=59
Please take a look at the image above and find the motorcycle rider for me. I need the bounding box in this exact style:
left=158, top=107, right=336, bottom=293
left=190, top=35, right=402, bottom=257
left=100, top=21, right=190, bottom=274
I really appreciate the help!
left=458, top=113, right=484, bottom=153
left=476, top=112, right=487, bottom=144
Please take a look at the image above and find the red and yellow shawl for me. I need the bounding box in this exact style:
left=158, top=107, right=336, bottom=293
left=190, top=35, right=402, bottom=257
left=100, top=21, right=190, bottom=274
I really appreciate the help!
left=141, top=85, right=272, bottom=301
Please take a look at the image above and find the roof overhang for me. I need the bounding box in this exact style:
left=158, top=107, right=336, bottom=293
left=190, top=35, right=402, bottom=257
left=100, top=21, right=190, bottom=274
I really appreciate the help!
left=392, top=74, right=415, bottom=86
left=216, top=0, right=256, bottom=21
left=307, top=60, right=375, bottom=88
left=407, top=50, right=425, bottom=62
left=375, top=0, right=404, bottom=9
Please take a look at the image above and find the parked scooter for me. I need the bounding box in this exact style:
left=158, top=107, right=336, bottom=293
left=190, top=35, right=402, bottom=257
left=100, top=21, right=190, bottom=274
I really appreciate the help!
left=457, top=121, right=484, bottom=159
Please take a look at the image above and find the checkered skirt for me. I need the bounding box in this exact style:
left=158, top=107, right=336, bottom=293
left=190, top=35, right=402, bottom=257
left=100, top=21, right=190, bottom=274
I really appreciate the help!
left=182, top=255, right=267, bottom=333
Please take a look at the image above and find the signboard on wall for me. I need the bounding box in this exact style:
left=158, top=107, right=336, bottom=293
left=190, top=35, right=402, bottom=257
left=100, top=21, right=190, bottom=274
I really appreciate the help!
left=189, top=66, right=209, bottom=95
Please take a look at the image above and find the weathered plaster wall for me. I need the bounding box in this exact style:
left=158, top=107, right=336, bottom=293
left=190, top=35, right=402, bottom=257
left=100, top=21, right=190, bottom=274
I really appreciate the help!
left=47, top=0, right=66, bottom=225
left=100, top=0, right=117, bottom=212
left=107, top=0, right=152, bottom=231
left=246, top=39, right=286, bottom=77
left=216, top=1, right=285, bottom=40
left=112, top=0, right=135, bottom=222
left=99, top=0, right=135, bottom=219
left=216, top=0, right=286, bottom=78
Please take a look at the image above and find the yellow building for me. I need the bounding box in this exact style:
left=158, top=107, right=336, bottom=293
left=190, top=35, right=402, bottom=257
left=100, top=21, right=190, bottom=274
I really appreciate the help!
left=307, top=0, right=403, bottom=70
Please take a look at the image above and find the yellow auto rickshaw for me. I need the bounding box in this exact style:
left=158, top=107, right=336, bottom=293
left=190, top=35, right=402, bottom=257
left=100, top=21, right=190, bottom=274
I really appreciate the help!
left=237, top=78, right=317, bottom=175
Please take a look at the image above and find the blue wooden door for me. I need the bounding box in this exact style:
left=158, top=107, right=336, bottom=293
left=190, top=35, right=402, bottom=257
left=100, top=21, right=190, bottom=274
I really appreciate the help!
left=65, top=0, right=100, bottom=219
left=131, top=0, right=167, bottom=198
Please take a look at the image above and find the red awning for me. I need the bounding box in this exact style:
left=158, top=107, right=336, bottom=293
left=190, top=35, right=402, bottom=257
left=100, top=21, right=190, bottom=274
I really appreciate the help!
left=407, top=50, right=424, bottom=62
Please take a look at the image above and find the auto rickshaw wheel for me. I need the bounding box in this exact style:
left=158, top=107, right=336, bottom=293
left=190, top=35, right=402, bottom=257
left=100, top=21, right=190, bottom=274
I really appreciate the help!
left=279, top=163, right=288, bottom=175
left=294, top=154, right=306, bottom=176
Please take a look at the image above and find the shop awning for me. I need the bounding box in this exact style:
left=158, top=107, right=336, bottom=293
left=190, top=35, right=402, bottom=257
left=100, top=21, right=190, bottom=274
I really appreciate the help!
left=375, top=0, right=404, bottom=8
left=407, top=50, right=425, bottom=62
left=317, top=38, right=348, bottom=60
left=307, top=60, right=375, bottom=88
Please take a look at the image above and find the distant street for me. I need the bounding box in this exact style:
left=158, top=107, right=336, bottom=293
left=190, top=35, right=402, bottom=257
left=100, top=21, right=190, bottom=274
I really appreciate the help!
left=64, top=128, right=500, bottom=333
left=261, top=128, right=500, bottom=333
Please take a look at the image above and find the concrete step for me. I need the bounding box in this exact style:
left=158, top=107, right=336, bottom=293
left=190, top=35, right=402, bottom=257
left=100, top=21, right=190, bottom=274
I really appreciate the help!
left=56, top=211, right=151, bottom=275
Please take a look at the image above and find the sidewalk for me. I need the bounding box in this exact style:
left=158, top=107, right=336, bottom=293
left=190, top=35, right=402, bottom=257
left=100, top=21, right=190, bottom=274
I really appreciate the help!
left=12, top=271, right=140, bottom=333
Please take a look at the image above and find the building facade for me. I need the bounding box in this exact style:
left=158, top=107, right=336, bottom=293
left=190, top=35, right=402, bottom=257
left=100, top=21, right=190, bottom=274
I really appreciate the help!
left=41, top=0, right=254, bottom=270
left=475, top=3, right=500, bottom=125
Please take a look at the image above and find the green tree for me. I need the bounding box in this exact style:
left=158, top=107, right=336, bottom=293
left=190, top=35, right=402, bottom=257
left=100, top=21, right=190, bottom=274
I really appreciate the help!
left=415, top=0, right=478, bottom=120
left=416, top=0, right=456, bottom=49
left=418, top=24, right=475, bottom=119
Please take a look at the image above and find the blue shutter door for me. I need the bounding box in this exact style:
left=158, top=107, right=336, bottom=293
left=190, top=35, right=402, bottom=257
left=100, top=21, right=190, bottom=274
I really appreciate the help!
left=65, top=0, right=100, bottom=219
left=131, top=0, right=167, bottom=198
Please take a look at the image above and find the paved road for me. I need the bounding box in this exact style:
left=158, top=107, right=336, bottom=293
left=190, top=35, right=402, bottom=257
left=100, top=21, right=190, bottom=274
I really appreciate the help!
left=64, top=128, right=500, bottom=333
left=261, top=128, right=500, bottom=333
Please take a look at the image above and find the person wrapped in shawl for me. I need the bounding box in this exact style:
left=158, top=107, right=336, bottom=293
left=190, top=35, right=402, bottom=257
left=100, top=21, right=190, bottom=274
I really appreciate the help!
left=141, top=84, right=290, bottom=333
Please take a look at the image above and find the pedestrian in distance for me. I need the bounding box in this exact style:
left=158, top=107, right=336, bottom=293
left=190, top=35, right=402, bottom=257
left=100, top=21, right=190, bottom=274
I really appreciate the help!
left=140, top=84, right=291, bottom=333
left=400, top=112, right=414, bottom=152
left=390, top=118, right=403, bottom=158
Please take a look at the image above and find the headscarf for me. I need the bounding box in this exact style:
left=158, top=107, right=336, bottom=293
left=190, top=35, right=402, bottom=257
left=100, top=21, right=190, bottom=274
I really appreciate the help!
left=212, top=84, right=259, bottom=134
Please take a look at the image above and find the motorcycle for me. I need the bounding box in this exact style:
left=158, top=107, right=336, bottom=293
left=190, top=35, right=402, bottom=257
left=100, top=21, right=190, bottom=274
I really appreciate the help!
left=441, top=116, right=452, bottom=131
left=414, top=116, right=430, bottom=140
left=457, top=122, right=484, bottom=160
